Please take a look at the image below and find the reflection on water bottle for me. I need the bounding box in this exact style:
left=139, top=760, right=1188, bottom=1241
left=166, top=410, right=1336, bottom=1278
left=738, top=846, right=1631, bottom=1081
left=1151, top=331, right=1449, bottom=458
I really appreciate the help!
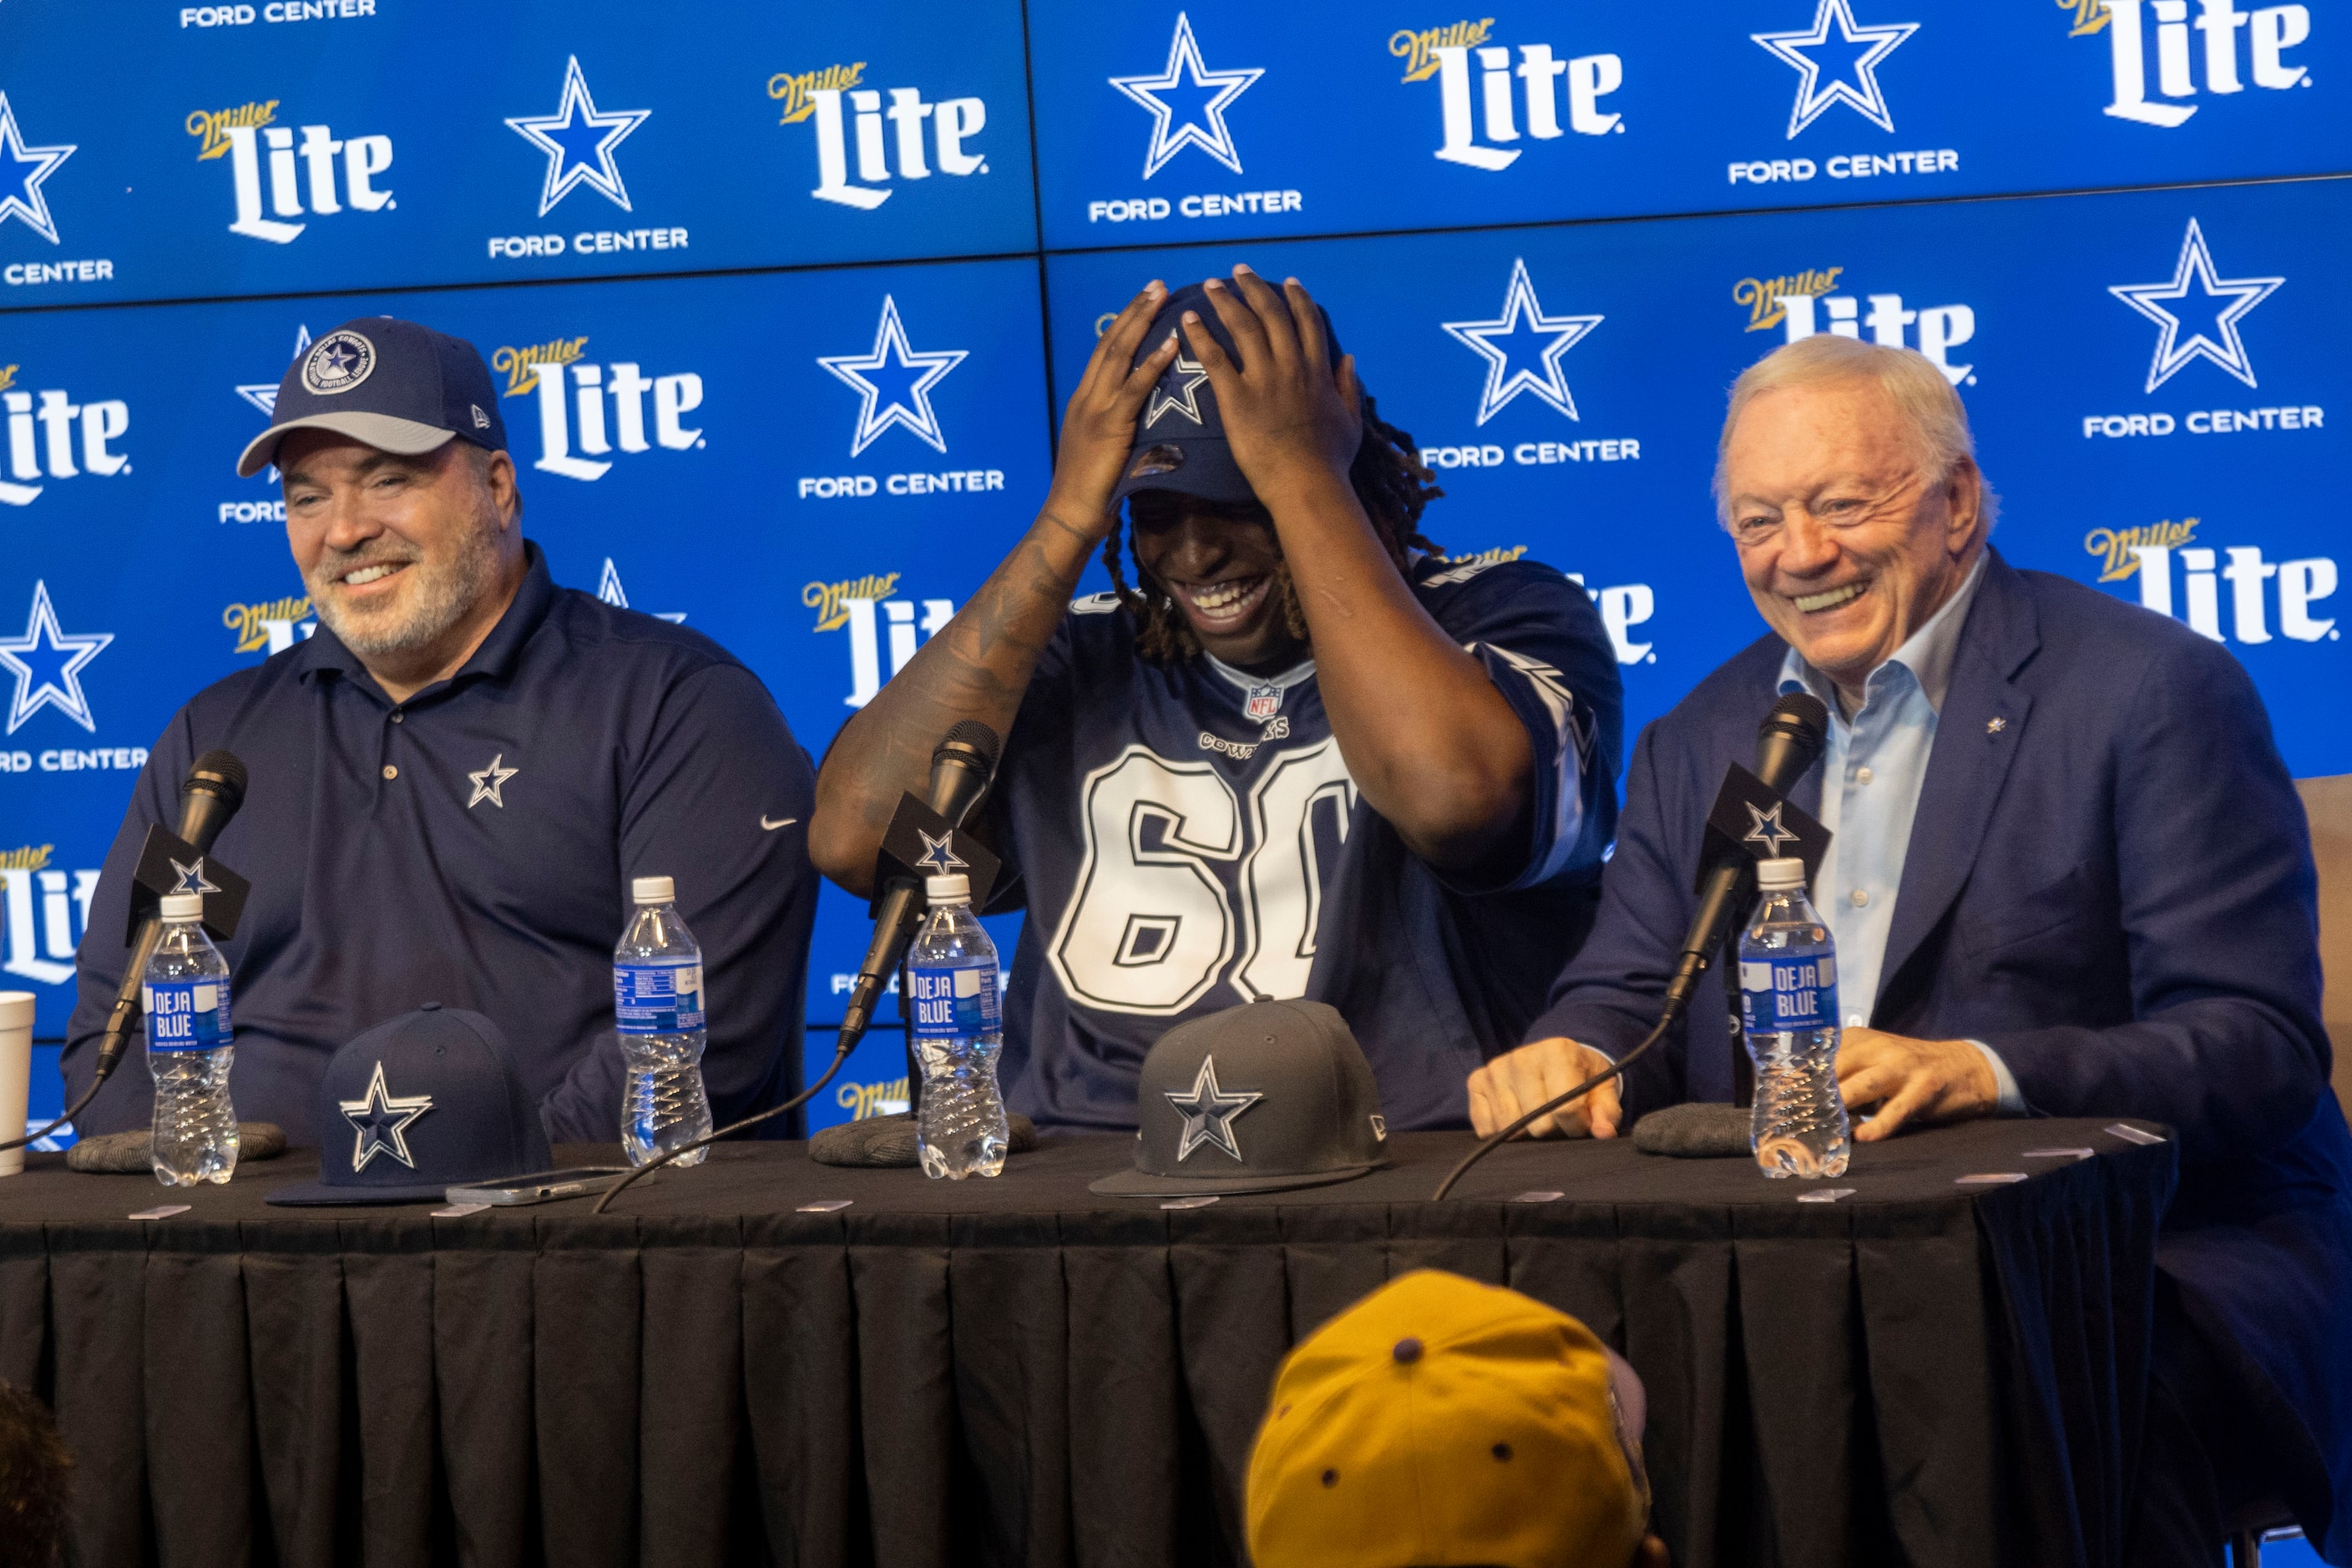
left=908, top=873, right=1009, bottom=1181
left=613, top=875, right=714, bottom=1167
left=146, top=893, right=239, bottom=1187
left=1738, top=857, right=1851, bottom=1179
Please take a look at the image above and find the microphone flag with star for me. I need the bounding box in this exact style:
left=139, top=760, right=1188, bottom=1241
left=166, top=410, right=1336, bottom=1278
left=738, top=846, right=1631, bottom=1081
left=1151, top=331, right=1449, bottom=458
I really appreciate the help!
left=869, top=792, right=1002, bottom=915
left=1696, top=762, right=1830, bottom=893
left=126, top=824, right=251, bottom=945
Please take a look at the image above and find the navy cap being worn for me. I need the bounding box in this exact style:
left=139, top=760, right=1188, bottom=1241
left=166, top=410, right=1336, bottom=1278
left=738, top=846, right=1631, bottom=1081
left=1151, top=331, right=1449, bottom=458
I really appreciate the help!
left=236, top=316, right=508, bottom=478
left=1090, top=997, right=1389, bottom=1196
left=266, top=1004, right=551, bottom=1206
left=1111, top=281, right=1349, bottom=510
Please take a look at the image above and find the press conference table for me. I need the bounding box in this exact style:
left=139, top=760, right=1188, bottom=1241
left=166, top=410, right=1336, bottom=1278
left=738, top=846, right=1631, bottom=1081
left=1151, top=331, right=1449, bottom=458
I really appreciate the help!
left=0, top=1120, right=2173, bottom=1568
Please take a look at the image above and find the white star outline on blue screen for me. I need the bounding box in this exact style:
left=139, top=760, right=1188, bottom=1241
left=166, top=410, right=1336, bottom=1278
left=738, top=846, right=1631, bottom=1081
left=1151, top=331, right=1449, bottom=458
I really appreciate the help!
left=0, top=93, right=75, bottom=245
left=237, top=325, right=312, bottom=419
left=1753, top=0, right=1919, bottom=139
left=504, top=56, right=651, bottom=218
left=1166, top=1055, right=1263, bottom=1163
left=915, top=830, right=969, bottom=875
left=1743, top=800, right=1800, bottom=857
left=818, top=296, right=969, bottom=458
left=1442, top=259, right=1604, bottom=427
left=2107, top=219, right=2284, bottom=394
left=1110, top=13, right=1263, bottom=180
left=0, top=581, right=111, bottom=736
left=341, top=1061, right=435, bottom=1173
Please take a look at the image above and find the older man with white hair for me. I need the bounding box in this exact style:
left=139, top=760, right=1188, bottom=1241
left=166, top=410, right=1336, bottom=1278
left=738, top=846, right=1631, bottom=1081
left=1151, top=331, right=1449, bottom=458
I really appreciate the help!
left=1469, top=334, right=2352, bottom=1563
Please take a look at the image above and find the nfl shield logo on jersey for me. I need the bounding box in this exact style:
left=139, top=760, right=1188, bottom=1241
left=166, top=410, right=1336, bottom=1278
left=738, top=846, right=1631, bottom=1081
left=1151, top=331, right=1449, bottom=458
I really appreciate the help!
left=1245, top=684, right=1282, bottom=721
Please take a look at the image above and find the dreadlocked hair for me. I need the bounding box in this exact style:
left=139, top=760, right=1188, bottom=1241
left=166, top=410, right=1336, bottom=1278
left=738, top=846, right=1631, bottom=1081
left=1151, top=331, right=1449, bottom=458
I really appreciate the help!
left=1102, top=395, right=1446, bottom=664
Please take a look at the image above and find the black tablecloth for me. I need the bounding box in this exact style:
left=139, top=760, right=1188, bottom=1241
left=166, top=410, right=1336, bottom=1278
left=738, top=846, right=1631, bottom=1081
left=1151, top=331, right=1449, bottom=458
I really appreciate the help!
left=0, top=1119, right=2175, bottom=1568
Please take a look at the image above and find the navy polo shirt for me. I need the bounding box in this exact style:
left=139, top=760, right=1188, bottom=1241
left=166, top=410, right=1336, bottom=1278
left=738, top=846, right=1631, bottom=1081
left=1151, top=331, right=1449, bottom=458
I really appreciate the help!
left=62, top=542, right=819, bottom=1145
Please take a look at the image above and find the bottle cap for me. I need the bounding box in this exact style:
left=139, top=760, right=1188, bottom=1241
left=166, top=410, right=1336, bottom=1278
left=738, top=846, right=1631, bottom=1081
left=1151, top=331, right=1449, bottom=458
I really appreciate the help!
left=160, top=893, right=205, bottom=921
left=1756, top=857, right=1807, bottom=890
left=925, top=873, right=971, bottom=903
left=631, top=875, right=675, bottom=904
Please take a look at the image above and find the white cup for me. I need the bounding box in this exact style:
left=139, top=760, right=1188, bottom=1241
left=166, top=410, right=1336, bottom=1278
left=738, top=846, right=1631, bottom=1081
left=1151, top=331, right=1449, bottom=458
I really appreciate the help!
left=0, top=992, right=33, bottom=1178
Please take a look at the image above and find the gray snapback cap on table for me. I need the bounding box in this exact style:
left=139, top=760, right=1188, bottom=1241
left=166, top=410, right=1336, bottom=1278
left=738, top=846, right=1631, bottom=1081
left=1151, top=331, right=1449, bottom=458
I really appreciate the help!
left=235, top=316, right=508, bottom=478
left=1090, top=997, right=1390, bottom=1196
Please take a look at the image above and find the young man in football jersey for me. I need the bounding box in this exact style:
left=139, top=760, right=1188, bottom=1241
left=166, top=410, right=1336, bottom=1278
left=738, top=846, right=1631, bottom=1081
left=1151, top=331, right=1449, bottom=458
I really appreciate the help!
left=811, top=268, right=1623, bottom=1131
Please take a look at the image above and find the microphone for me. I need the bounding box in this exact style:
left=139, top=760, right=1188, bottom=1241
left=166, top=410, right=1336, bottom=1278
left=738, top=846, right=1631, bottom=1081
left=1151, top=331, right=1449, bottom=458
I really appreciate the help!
left=0, top=751, right=250, bottom=1153
left=1662, top=691, right=1830, bottom=1011
left=838, top=721, right=1003, bottom=1044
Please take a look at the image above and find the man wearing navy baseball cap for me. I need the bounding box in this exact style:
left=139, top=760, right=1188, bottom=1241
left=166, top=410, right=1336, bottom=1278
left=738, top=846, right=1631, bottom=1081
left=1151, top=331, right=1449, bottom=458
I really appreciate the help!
left=62, top=317, right=821, bottom=1146
left=812, top=271, right=1622, bottom=1133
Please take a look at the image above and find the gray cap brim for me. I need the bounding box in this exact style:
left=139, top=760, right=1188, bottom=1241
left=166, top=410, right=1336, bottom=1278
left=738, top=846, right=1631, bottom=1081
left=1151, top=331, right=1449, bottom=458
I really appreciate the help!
left=1089, top=1159, right=1386, bottom=1197
left=237, top=412, right=456, bottom=478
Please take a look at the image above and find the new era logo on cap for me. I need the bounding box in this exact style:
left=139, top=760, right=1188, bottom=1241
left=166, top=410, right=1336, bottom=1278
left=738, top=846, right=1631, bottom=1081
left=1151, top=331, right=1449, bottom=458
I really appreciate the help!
left=1091, top=997, right=1388, bottom=1196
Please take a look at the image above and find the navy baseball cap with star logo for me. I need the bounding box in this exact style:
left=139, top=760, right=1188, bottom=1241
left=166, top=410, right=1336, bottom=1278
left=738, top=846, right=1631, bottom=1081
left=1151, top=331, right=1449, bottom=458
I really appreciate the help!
left=236, top=315, right=508, bottom=478
left=266, top=1003, right=550, bottom=1206
left=1090, top=996, right=1389, bottom=1196
left=1112, top=280, right=1350, bottom=511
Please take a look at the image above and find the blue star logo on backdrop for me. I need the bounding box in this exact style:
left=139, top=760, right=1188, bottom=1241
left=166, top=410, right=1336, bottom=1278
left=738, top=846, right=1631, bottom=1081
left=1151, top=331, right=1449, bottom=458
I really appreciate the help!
left=1145, top=348, right=1212, bottom=427
left=1166, top=1055, right=1263, bottom=1162
left=1443, top=259, right=1604, bottom=426
left=916, top=830, right=969, bottom=875
left=1753, top=0, right=1919, bottom=139
left=597, top=558, right=686, bottom=623
left=0, top=93, right=75, bottom=245
left=341, top=1061, right=434, bottom=1172
left=236, top=325, right=313, bottom=418
left=2108, top=219, right=2284, bottom=394
left=1110, top=13, right=1263, bottom=179
left=466, top=753, right=518, bottom=809
left=0, top=581, right=111, bottom=735
left=504, top=56, right=650, bottom=217
left=1743, top=800, right=1800, bottom=857
left=169, top=857, right=221, bottom=897
left=818, top=296, right=968, bottom=458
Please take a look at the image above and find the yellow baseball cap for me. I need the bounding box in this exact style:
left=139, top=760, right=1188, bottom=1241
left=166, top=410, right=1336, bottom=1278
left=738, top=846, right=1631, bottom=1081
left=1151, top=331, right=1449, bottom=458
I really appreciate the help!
left=1246, top=1270, right=1648, bottom=1568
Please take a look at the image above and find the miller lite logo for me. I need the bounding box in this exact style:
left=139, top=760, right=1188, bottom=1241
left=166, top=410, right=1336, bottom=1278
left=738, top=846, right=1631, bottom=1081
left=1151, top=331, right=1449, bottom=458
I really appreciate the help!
left=789, top=64, right=990, bottom=211
left=196, top=98, right=395, bottom=245
left=2084, top=0, right=2313, bottom=128
left=493, top=333, right=704, bottom=482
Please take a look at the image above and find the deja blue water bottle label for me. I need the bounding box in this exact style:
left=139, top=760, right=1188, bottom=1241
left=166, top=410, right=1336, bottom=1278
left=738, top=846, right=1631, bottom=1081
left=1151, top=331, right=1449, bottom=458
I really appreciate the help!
left=909, top=961, right=1001, bottom=1039
left=614, top=963, right=705, bottom=1034
left=144, top=980, right=231, bottom=1053
left=1739, top=954, right=1839, bottom=1034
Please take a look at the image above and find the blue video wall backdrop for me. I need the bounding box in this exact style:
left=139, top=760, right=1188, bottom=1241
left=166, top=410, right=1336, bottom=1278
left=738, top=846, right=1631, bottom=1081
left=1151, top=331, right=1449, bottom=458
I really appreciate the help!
left=2, top=0, right=2345, bottom=1133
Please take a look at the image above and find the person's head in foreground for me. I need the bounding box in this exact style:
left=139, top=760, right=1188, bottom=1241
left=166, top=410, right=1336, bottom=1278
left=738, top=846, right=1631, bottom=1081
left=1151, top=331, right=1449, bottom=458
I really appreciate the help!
left=237, top=316, right=524, bottom=704
left=1247, top=1270, right=1668, bottom=1568
left=0, top=1380, right=71, bottom=1568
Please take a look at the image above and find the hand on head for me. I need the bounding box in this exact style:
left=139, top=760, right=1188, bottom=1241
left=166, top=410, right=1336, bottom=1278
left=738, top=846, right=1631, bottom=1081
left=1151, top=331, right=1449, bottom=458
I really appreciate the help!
left=1045, top=280, right=1178, bottom=539
left=1183, top=266, right=1363, bottom=498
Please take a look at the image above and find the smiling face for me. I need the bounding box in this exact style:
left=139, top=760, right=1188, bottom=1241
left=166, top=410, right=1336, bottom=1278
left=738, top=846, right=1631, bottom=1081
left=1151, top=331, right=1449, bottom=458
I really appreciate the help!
left=280, top=428, right=522, bottom=690
left=1129, top=491, right=1304, bottom=671
left=1721, top=377, right=1986, bottom=703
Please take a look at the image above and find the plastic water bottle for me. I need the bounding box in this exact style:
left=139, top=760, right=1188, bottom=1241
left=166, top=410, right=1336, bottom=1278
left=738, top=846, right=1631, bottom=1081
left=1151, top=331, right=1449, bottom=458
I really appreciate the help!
left=145, top=892, right=239, bottom=1187
left=908, top=873, right=1009, bottom=1180
left=1737, top=857, right=1851, bottom=1179
left=613, top=875, right=713, bottom=1167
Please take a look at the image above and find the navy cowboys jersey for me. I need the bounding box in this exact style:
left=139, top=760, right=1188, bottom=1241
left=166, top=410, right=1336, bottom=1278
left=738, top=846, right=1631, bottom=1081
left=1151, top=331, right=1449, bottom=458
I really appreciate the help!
left=983, top=553, right=1623, bottom=1131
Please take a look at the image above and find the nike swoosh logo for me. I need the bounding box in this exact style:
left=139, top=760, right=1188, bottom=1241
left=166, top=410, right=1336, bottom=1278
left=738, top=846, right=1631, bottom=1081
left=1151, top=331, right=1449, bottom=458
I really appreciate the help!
left=760, top=816, right=798, bottom=832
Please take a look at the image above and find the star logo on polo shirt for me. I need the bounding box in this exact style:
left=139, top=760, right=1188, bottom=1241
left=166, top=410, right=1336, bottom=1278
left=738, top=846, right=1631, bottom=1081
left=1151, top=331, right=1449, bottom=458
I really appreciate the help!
left=169, top=857, right=221, bottom=897
left=504, top=55, right=651, bottom=217
left=467, top=752, right=519, bottom=809
left=341, top=1060, right=434, bottom=1172
left=1743, top=800, right=1799, bottom=857
left=817, top=296, right=968, bottom=458
left=916, top=829, right=968, bottom=875
left=1166, top=1055, right=1262, bottom=1163
left=1753, top=0, right=1919, bottom=139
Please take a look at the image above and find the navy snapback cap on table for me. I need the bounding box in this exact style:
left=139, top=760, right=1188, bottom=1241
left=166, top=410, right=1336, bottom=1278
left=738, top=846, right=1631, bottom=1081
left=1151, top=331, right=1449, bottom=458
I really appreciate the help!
left=266, top=1004, right=550, bottom=1206
left=1112, top=280, right=1348, bottom=510
left=1091, top=997, right=1389, bottom=1196
left=236, top=316, right=508, bottom=478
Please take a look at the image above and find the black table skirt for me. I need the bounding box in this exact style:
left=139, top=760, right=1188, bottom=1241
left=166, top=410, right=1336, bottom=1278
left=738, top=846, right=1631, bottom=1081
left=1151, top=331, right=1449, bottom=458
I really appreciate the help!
left=0, top=1120, right=2176, bottom=1568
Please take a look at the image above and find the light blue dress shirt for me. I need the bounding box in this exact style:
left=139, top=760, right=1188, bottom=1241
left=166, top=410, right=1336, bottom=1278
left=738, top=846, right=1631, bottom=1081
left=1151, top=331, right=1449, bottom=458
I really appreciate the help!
left=1773, top=554, right=2026, bottom=1115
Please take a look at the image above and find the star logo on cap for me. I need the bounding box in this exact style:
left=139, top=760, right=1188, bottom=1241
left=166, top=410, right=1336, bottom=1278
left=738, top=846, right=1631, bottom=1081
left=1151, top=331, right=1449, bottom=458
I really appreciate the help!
left=1166, top=1055, right=1263, bottom=1163
left=1753, top=0, right=1919, bottom=139
left=341, top=1060, right=434, bottom=1172
left=0, top=93, right=76, bottom=246
left=1145, top=346, right=1212, bottom=428
left=467, top=753, right=519, bottom=809
left=916, top=829, right=968, bottom=875
left=818, top=296, right=968, bottom=458
left=169, top=857, right=221, bottom=897
left=2108, top=218, right=2283, bottom=394
left=1111, top=13, right=1263, bottom=180
left=1443, top=259, right=1603, bottom=427
left=0, top=580, right=112, bottom=736
left=1743, top=800, right=1799, bottom=857
left=504, top=56, right=651, bottom=218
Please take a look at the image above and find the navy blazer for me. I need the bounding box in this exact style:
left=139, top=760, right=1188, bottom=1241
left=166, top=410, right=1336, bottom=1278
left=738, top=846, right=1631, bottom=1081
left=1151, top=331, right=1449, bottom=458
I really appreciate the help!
left=1530, top=549, right=2352, bottom=1556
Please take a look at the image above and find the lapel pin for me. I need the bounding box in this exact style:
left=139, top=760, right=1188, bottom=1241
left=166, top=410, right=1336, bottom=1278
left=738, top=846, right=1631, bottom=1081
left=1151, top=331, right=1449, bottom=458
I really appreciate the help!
left=1985, top=716, right=2007, bottom=734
